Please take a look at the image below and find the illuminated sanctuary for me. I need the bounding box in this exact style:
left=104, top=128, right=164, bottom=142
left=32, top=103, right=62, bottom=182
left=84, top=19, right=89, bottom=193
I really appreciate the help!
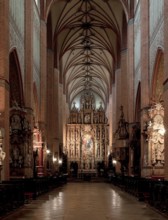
left=66, top=91, right=109, bottom=173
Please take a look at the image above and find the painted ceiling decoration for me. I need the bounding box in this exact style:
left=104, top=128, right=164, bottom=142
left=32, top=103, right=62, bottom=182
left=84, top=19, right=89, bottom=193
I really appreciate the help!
left=48, top=0, right=128, bottom=109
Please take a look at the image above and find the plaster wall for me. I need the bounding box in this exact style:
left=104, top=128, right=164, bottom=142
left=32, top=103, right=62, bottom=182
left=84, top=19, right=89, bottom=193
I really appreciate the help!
left=149, top=0, right=164, bottom=84
left=9, top=0, right=24, bottom=80
left=33, top=1, right=40, bottom=101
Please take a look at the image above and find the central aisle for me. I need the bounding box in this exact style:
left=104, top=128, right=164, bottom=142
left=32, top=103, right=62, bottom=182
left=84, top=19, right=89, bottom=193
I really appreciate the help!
left=3, top=182, right=167, bottom=220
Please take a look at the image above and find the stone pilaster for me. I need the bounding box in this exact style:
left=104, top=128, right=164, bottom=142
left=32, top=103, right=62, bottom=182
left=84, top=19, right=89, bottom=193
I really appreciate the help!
left=0, top=0, right=9, bottom=180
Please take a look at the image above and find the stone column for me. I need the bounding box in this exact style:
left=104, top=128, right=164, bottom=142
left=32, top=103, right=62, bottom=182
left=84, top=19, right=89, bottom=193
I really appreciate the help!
left=62, top=95, right=68, bottom=150
left=59, top=83, right=63, bottom=150
left=39, top=19, right=47, bottom=142
left=121, top=50, right=128, bottom=111
left=25, top=0, right=33, bottom=111
left=140, top=0, right=150, bottom=177
left=107, top=94, right=112, bottom=151
left=127, top=18, right=134, bottom=122
left=127, top=18, right=134, bottom=175
left=112, top=83, right=116, bottom=135
left=0, top=0, right=9, bottom=180
left=24, top=0, right=33, bottom=177
left=46, top=49, right=58, bottom=173
left=163, top=0, right=168, bottom=180
left=115, top=68, right=121, bottom=121
left=53, top=68, right=60, bottom=160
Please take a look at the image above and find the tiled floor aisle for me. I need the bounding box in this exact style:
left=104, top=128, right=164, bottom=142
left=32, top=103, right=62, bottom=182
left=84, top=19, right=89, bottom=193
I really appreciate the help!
left=2, top=182, right=167, bottom=220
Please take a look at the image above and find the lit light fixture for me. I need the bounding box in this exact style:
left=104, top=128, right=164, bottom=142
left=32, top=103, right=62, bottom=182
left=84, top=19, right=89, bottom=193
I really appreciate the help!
left=46, top=149, right=50, bottom=154
left=112, top=159, right=117, bottom=165
left=58, top=159, right=62, bottom=165
left=53, top=157, right=57, bottom=162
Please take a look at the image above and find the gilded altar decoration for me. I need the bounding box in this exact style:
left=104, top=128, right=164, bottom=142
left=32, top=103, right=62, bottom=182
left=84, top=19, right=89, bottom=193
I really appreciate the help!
left=10, top=101, right=32, bottom=176
left=147, top=103, right=165, bottom=166
left=0, top=129, right=5, bottom=167
left=66, top=91, right=109, bottom=172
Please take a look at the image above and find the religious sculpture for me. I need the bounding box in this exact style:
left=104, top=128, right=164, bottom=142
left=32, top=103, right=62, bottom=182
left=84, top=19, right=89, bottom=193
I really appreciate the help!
left=0, top=145, right=6, bottom=166
left=147, top=103, right=165, bottom=166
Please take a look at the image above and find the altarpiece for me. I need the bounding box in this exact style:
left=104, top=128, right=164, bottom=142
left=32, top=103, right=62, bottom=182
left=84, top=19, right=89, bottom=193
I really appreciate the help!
left=65, top=91, right=109, bottom=174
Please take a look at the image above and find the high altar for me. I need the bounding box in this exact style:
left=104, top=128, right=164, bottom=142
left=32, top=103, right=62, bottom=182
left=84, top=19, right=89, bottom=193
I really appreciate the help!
left=65, top=91, right=109, bottom=174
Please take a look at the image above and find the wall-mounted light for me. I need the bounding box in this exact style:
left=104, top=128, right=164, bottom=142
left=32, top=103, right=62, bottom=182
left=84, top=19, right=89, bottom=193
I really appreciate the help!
left=58, top=159, right=62, bottom=165
left=46, top=149, right=50, bottom=154
left=53, top=157, right=57, bottom=162
left=112, top=159, right=117, bottom=165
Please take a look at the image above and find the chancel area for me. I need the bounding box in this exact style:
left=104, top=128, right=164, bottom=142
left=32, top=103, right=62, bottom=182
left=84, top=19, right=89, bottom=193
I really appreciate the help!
left=66, top=91, right=109, bottom=174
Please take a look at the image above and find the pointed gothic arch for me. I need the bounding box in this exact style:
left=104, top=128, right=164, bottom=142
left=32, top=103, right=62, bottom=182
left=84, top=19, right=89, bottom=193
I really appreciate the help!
left=151, top=48, right=164, bottom=103
left=135, top=82, right=141, bottom=122
left=45, top=0, right=130, bottom=23
left=9, top=49, right=24, bottom=107
left=147, top=48, right=165, bottom=170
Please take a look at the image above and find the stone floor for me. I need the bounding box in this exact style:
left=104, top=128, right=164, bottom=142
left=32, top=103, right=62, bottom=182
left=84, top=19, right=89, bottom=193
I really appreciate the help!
left=2, top=182, right=167, bottom=220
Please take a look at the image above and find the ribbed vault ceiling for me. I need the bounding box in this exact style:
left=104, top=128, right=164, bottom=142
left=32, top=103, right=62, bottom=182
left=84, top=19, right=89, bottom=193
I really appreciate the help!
left=48, top=0, right=127, bottom=109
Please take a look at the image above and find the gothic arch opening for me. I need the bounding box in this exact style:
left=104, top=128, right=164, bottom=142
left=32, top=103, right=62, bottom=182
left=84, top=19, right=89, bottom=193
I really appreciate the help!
left=9, top=49, right=26, bottom=177
left=135, top=82, right=141, bottom=122
left=9, top=49, right=24, bottom=107
left=151, top=49, right=164, bottom=102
